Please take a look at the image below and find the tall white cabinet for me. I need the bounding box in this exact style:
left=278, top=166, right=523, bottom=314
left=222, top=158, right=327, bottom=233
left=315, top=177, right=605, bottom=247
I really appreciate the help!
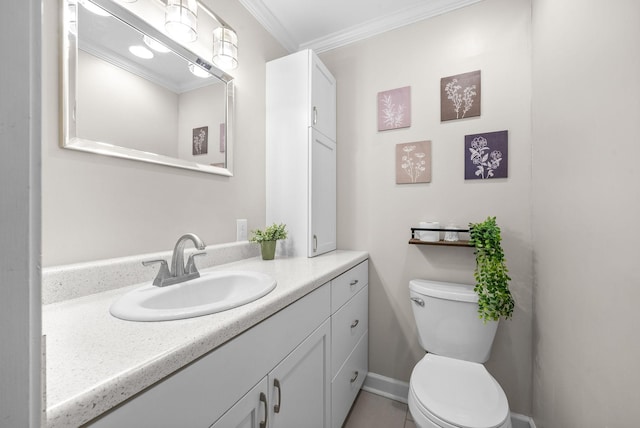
left=266, top=49, right=337, bottom=257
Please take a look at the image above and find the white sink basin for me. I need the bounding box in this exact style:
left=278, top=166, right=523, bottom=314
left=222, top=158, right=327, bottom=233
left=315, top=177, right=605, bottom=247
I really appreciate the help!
left=110, top=270, right=277, bottom=321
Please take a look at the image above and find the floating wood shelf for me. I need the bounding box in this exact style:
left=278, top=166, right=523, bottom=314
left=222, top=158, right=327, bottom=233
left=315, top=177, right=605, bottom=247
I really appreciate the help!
left=409, top=227, right=473, bottom=247
left=408, top=238, right=472, bottom=247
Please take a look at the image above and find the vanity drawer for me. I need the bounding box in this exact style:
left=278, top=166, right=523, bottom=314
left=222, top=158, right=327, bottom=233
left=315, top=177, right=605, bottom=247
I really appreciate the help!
left=331, top=285, right=368, bottom=378
left=331, top=260, right=368, bottom=313
left=331, top=333, right=368, bottom=428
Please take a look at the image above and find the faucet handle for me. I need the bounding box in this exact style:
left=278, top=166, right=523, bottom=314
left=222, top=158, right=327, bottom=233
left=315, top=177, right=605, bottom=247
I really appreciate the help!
left=142, top=259, right=171, bottom=287
left=185, top=252, right=206, bottom=275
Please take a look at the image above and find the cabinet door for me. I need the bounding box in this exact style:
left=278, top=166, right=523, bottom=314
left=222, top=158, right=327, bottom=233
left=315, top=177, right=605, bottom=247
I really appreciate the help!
left=210, top=378, right=269, bottom=428
left=269, top=319, right=331, bottom=428
left=309, top=129, right=337, bottom=257
left=310, top=53, right=336, bottom=140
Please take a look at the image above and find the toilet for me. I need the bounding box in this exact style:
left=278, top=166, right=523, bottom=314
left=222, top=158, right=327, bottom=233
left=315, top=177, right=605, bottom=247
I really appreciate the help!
left=408, top=279, right=512, bottom=428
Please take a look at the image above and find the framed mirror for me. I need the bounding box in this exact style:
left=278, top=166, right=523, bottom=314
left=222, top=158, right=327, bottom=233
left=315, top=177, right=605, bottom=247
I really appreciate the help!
left=61, top=0, right=235, bottom=176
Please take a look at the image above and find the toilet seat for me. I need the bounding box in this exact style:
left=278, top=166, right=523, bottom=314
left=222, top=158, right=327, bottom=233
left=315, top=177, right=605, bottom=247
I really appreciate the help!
left=409, top=354, right=510, bottom=428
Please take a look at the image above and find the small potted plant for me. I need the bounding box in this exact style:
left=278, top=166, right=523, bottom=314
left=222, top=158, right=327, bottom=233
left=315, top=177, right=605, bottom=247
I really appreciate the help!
left=250, top=223, right=288, bottom=260
left=468, top=216, right=514, bottom=322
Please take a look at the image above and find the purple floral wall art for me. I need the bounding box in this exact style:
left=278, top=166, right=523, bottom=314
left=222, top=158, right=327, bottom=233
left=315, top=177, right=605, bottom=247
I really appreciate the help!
left=465, top=130, right=508, bottom=180
left=441, top=70, right=481, bottom=121
left=378, top=86, right=411, bottom=131
left=396, top=140, right=432, bottom=184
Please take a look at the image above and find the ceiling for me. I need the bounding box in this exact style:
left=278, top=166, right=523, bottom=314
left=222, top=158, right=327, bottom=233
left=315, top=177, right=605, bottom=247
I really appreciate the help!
left=238, top=0, right=484, bottom=53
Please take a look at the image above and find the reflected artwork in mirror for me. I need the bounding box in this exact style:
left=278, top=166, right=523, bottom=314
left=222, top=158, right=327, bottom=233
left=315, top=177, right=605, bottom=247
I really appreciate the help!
left=61, top=0, right=235, bottom=176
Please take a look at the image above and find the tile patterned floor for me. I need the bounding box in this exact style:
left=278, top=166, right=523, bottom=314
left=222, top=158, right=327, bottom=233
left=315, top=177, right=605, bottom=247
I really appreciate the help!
left=343, top=390, right=416, bottom=428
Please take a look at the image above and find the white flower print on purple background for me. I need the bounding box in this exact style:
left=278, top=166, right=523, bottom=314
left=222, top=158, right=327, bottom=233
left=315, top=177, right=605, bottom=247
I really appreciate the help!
left=464, top=130, right=508, bottom=180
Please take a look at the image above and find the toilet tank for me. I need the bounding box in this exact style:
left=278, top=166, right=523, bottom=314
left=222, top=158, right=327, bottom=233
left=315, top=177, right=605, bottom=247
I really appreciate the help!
left=409, top=279, right=499, bottom=363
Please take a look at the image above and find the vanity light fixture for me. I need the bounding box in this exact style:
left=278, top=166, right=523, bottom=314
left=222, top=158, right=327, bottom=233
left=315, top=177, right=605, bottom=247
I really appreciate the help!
left=78, top=0, right=111, bottom=17
left=188, top=62, right=211, bottom=78
left=143, top=35, right=171, bottom=53
left=165, top=0, right=198, bottom=43
left=129, top=45, right=154, bottom=59
left=212, top=26, right=238, bottom=70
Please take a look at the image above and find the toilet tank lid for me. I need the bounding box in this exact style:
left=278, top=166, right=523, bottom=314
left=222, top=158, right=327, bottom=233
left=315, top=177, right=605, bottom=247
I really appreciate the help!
left=409, top=279, right=478, bottom=303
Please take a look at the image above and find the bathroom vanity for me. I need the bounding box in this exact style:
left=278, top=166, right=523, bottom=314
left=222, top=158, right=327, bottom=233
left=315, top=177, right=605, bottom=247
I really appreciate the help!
left=43, top=249, right=368, bottom=428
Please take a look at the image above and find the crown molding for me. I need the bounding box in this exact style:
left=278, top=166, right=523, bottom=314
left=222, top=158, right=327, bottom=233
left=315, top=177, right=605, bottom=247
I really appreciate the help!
left=303, top=0, right=484, bottom=53
left=240, top=0, right=484, bottom=54
left=237, top=0, right=299, bottom=52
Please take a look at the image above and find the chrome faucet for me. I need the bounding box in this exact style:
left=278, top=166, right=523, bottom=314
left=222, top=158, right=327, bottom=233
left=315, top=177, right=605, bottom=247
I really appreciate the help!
left=143, top=233, right=207, bottom=287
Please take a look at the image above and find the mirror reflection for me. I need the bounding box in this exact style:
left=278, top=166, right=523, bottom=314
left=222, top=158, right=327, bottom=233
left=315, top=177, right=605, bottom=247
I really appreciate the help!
left=62, top=0, right=234, bottom=175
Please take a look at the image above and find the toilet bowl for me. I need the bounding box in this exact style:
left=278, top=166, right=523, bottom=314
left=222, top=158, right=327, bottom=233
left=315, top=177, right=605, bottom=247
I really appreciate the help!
left=407, top=279, right=512, bottom=428
left=408, top=354, right=511, bottom=428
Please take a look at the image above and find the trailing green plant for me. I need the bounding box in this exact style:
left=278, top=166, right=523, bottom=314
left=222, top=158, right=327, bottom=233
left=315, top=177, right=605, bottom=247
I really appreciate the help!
left=469, top=216, right=514, bottom=322
left=250, top=223, right=288, bottom=243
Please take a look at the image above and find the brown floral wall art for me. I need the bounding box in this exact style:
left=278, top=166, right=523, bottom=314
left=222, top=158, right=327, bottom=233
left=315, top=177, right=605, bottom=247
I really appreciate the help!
left=441, top=70, right=481, bottom=121
left=396, top=140, right=432, bottom=184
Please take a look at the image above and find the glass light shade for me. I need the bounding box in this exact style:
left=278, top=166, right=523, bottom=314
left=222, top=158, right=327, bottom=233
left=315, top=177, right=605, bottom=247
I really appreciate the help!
left=188, top=62, right=211, bottom=78
left=165, top=0, right=198, bottom=43
left=212, top=27, right=238, bottom=70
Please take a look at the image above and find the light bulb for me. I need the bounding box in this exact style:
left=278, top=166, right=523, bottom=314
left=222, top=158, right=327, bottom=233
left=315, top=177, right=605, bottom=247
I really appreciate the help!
left=78, top=0, right=111, bottom=17
left=129, top=45, right=154, bottom=59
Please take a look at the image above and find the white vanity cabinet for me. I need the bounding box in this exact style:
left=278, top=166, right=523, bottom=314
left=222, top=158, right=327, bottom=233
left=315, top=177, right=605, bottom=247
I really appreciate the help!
left=268, top=320, right=331, bottom=427
left=210, top=378, right=268, bottom=428
left=87, top=285, right=331, bottom=428
left=329, top=260, right=369, bottom=428
left=84, top=260, right=368, bottom=428
left=266, top=49, right=337, bottom=258
left=212, top=320, right=331, bottom=428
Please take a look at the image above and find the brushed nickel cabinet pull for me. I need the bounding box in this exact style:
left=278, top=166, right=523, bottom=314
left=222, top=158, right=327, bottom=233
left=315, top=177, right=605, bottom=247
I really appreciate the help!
left=274, top=379, right=282, bottom=413
left=313, top=235, right=318, bottom=252
left=350, top=371, right=359, bottom=383
left=313, top=106, right=318, bottom=125
left=349, top=279, right=358, bottom=287
left=350, top=319, right=359, bottom=329
left=259, top=392, right=268, bottom=428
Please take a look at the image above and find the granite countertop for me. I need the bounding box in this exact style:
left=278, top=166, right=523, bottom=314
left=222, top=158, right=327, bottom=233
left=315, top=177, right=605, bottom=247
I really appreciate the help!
left=43, top=250, right=368, bottom=428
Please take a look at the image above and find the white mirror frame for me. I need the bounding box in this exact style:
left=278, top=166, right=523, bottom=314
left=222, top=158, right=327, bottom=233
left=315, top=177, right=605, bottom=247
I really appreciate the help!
left=61, top=0, right=235, bottom=176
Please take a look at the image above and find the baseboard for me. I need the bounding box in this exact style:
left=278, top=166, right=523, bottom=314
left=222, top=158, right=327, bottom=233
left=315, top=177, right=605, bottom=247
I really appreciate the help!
left=362, top=372, right=409, bottom=404
left=510, top=413, right=537, bottom=428
left=362, top=372, right=537, bottom=428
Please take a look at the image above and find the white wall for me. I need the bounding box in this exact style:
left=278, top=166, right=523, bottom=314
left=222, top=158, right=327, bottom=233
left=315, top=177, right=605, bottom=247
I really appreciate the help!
left=531, top=0, right=640, bottom=426
left=77, top=50, right=179, bottom=156
left=42, top=0, right=286, bottom=266
left=321, top=0, right=533, bottom=414
left=177, top=83, right=226, bottom=165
